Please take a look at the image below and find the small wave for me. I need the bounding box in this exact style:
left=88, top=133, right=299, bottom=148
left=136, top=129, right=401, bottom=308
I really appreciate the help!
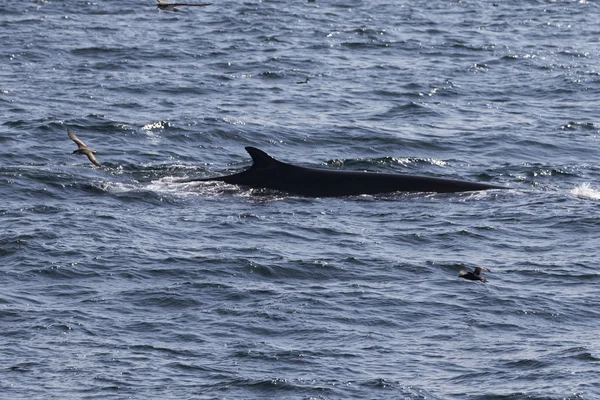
left=326, top=157, right=447, bottom=170
left=103, top=176, right=240, bottom=199
left=101, top=179, right=181, bottom=196
left=144, top=176, right=204, bottom=196
left=560, top=121, right=596, bottom=131
left=97, top=181, right=137, bottom=195
left=142, top=121, right=171, bottom=131
left=571, top=183, right=600, bottom=200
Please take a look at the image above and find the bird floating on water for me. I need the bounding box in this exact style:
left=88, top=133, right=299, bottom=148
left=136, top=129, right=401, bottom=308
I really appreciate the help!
left=156, top=0, right=212, bottom=12
left=68, top=128, right=101, bottom=167
left=459, top=266, right=490, bottom=282
left=296, top=77, right=310, bottom=84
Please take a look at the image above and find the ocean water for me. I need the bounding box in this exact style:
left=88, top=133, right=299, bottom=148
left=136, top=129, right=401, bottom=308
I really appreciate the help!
left=1, top=0, right=600, bottom=399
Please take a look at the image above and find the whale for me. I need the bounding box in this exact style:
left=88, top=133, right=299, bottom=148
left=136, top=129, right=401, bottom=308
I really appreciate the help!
left=180, top=147, right=504, bottom=197
left=156, top=0, right=212, bottom=12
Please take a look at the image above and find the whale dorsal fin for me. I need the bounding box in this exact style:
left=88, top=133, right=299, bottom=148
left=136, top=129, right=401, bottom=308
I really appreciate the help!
left=245, top=147, right=284, bottom=169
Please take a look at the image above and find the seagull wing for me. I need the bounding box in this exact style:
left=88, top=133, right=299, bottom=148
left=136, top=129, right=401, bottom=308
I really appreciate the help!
left=85, top=150, right=101, bottom=167
left=68, top=128, right=88, bottom=149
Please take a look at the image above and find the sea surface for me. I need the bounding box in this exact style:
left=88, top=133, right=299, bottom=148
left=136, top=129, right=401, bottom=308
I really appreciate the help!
left=1, top=0, right=600, bottom=399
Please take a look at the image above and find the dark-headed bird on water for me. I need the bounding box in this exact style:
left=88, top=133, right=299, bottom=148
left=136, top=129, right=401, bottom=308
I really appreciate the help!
left=68, top=128, right=101, bottom=167
left=459, top=266, right=490, bottom=282
left=156, top=0, right=212, bottom=12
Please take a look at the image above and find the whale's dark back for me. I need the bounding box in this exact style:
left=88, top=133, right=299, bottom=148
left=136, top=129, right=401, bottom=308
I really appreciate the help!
left=196, top=147, right=504, bottom=197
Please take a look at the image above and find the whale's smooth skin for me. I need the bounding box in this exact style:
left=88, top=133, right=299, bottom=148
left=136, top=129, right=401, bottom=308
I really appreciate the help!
left=182, top=147, right=504, bottom=197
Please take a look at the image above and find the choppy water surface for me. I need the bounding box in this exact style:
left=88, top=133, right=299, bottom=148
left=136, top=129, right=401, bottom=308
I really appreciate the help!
left=2, top=0, right=600, bottom=399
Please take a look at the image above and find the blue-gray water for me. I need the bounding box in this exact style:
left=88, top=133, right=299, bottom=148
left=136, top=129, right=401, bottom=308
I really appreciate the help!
left=2, top=0, right=600, bottom=399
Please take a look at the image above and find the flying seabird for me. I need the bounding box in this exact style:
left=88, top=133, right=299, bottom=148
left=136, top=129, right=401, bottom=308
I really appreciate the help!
left=68, top=128, right=101, bottom=167
left=156, top=0, right=212, bottom=12
left=459, top=266, right=490, bottom=282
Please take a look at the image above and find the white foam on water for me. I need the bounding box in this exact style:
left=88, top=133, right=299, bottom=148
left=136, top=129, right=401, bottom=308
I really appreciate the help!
left=571, top=183, right=600, bottom=201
